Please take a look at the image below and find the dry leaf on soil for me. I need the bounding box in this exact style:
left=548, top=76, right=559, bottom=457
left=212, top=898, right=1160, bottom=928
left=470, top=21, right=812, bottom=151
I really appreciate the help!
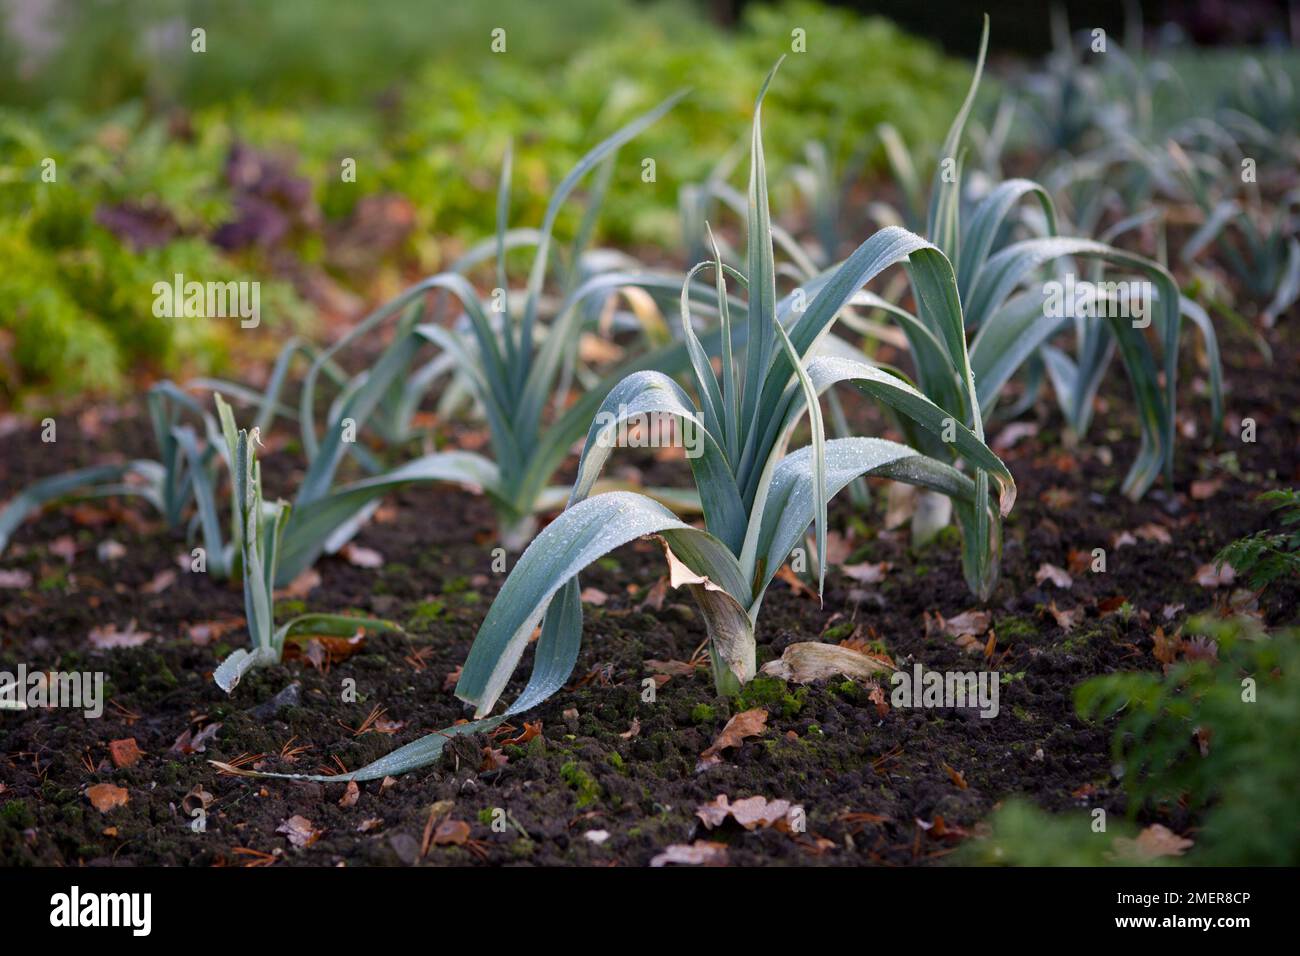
left=0, top=569, right=32, bottom=589
left=108, top=738, right=144, bottom=768
left=88, top=620, right=153, bottom=648
left=1035, top=563, right=1073, bottom=589
left=695, top=794, right=794, bottom=831
left=86, top=783, right=129, bottom=813
left=760, top=642, right=892, bottom=684
left=1192, top=562, right=1235, bottom=588
left=277, top=815, right=323, bottom=848
left=840, top=561, right=891, bottom=584
left=650, top=840, right=729, bottom=867
left=1113, top=824, right=1194, bottom=860
left=697, top=708, right=768, bottom=771
left=340, top=543, right=384, bottom=568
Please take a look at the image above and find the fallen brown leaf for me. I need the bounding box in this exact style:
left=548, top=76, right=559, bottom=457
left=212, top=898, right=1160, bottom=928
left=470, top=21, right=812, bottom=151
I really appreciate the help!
left=1046, top=601, right=1084, bottom=633
left=760, top=642, right=892, bottom=684
left=0, top=569, right=32, bottom=589
left=171, top=722, right=222, bottom=755
left=840, top=561, right=891, bottom=584
left=579, top=586, right=609, bottom=606
left=340, top=542, right=384, bottom=568
left=650, top=840, right=729, bottom=867
left=141, top=569, right=177, bottom=594
left=277, top=815, right=323, bottom=848
left=1134, top=523, right=1173, bottom=545
left=1114, top=823, right=1193, bottom=860
left=86, top=783, right=129, bottom=813
left=88, top=619, right=153, bottom=649
left=868, top=683, right=889, bottom=717
left=50, top=535, right=78, bottom=563
left=645, top=659, right=701, bottom=677
left=775, top=564, right=818, bottom=599
left=274, top=568, right=321, bottom=600
left=944, top=609, right=992, bottom=637
left=697, top=708, right=768, bottom=771
left=695, top=794, right=793, bottom=831
left=992, top=421, right=1038, bottom=451
left=1035, top=563, right=1073, bottom=589
left=1193, top=562, right=1235, bottom=588
left=432, top=819, right=471, bottom=847
left=108, top=738, right=144, bottom=769
left=186, top=618, right=243, bottom=646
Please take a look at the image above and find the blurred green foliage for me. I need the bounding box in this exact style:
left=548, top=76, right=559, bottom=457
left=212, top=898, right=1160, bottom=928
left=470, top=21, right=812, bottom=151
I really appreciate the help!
left=0, top=0, right=973, bottom=405
left=0, top=105, right=308, bottom=405
left=1214, top=489, right=1300, bottom=594
left=967, top=619, right=1300, bottom=865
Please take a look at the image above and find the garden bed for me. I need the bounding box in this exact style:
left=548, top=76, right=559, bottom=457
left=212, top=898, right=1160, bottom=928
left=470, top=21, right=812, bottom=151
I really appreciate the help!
left=2, top=311, right=1293, bottom=867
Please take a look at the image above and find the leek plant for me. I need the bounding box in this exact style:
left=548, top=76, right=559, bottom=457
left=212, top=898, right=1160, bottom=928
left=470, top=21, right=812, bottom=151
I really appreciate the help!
left=0, top=381, right=237, bottom=574
left=212, top=410, right=399, bottom=692
left=259, top=61, right=1015, bottom=782
left=1175, top=145, right=1300, bottom=328
left=204, top=93, right=727, bottom=584
left=872, top=18, right=1220, bottom=513
left=689, top=19, right=1217, bottom=595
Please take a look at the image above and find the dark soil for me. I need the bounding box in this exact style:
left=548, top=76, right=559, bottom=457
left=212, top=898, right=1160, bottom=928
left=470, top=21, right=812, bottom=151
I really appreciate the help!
left=1, top=301, right=1297, bottom=867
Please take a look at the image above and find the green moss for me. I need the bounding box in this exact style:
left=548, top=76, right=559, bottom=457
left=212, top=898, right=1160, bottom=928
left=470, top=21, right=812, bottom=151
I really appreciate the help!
left=477, top=807, right=495, bottom=825
left=996, top=616, right=1040, bottom=643
left=0, top=799, right=34, bottom=828
left=38, top=567, right=67, bottom=592
left=834, top=679, right=860, bottom=700
left=560, top=761, right=601, bottom=808
left=607, top=751, right=625, bottom=771
left=278, top=599, right=308, bottom=617
left=596, top=557, right=621, bottom=573
left=690, top=703, right=716, bottom=724
left=405, top=598, right=446, bottom=630
left=736, top=676, right=805, bottom=718
left=821, top=621, right=855, bottom=642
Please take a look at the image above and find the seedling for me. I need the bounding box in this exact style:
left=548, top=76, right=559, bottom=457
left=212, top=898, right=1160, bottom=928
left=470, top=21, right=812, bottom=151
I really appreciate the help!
left=212, top=412, right=399, bottom=693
